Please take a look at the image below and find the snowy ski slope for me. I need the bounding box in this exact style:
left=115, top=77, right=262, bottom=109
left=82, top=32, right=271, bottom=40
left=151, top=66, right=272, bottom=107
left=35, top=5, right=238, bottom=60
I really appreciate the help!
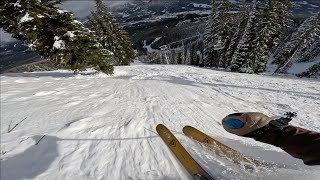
left=1, top=63, right=320, bottom=180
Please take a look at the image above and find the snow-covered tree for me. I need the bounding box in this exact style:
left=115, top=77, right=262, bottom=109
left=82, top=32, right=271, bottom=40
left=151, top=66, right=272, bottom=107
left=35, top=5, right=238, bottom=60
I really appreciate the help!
left=247, top=0, right=292, bottom=73
left=202, top=0, right=217, bottom=67
left=224, top=9, right=249, bottom=69
left=215, top=1, right=237, bottom=68
left=88, top=0, right=134, bottom=66
left=0, top=0, right=114, bottom=74
left=203, top=0, right=237, bottom=68
left=273, top=13, right=320, bottom=74
left=229, top=0, right=292, bottom=74
left=230, top=1, right=262, bottom=73
left=263, top=0, right=292, bottom=52
left=300, top=39, right=320, bottom=62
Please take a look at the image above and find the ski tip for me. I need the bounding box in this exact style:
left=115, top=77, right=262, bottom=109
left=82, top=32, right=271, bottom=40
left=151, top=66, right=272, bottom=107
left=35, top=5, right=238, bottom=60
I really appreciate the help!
left=156, top=124, right=166, bottom=132
left=156, top=124, right=165, bottom=128
left=183, top=125, right=193, bottom=133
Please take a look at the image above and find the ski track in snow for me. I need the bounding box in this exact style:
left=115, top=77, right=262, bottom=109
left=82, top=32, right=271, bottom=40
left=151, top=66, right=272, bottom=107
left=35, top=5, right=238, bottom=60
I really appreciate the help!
left=1, top=64, right=320, bottom=180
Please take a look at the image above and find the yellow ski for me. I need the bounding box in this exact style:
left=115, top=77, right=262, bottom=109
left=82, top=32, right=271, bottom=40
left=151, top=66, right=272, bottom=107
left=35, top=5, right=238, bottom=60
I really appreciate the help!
left=183, top=126, right=259, bottom=169
left=156, top=124, right=214, bottom=180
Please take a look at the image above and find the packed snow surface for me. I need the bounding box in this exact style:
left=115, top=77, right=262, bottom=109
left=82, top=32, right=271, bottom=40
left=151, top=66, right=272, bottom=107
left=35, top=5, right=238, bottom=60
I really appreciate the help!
left=1, top=64, right=320, bottom=180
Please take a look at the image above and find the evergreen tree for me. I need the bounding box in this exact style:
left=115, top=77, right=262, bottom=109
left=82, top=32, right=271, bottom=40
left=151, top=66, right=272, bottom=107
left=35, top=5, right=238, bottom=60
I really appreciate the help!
left=203, top=0, right=237, bottom=68
left=230, top=0, right=292, bottom=74
left=230, top=1, right=261, bottom=73
left=299, top=27, right=320, bottom=61
left=88, top=0, right=134, bottom=66
left=0, top=0, right=114, bottom=74
left=242, top=0, right=266, bottom=73
left=247, top=0, right=292, bottom=73
left=300, top=39, right=320, bottom=62
left=273, top=13, right=320, bottom=74
left=224, top=9, right=249, bottom=69
left=263, top=0, right=292, bottom=52
left=215, top=0, right=237, bottom=68
left=203, top=0, right=217, bottom=67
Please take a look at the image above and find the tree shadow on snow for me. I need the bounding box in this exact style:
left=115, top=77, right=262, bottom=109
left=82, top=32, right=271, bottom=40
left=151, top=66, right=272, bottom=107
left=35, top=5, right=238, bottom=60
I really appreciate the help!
left=164, top=76, right=201, bottom=88
left=1, top=71, right=98, bottom=78
left=201, top=82, right=320, bottom=99
left=112, top=75, right=136, bottom=80
left=131, top=75, right=320, bottom=98
left=1, top=135, right=59, bottom=180
left=114, top=75, right=201, bottom=87
left=120, top=74, right=319, bottom=98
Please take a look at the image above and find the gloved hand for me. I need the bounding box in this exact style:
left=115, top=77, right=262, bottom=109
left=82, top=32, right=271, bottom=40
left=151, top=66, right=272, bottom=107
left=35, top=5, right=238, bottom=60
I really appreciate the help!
left=222, top=112, right=296, bottom=137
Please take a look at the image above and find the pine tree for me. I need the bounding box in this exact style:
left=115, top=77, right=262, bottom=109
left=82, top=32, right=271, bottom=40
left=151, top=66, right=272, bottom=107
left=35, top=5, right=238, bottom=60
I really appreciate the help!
left=203, top=0, right=217, bottom=67
left=243, top=0, right=267, bottom=73
left=215, top=0, right=237, bottom=68
left=88, top=0, right=134, bottom=66
left=0, top=0, right=114, bottom=74
left=300, top=39, right=320, bottom=62
left=247, top=0, right=275, bottom=73
left=229, top=0, right=292, bottom=74
left=230, top=1, right=261, bottom=73
left=299, top=27, right=320, bottom=62
left=224, top=9, right=249, bottom=69
left=203, top=0, right=237, bottom=68
left=273, top=13, right=320, bottom=74
left=263, top=0, right=292, bottom=52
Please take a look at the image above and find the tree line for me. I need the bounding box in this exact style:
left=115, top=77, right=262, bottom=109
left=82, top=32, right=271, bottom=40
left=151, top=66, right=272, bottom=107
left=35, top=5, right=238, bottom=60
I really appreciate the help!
left=203, top=0, right=320, bottom=77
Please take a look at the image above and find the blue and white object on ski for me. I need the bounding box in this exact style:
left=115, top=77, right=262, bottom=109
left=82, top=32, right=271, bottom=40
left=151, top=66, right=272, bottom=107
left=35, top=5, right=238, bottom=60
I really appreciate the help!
left=222, top=112, right=273, bottom=136
left=225, top=119, right=245, bottom=129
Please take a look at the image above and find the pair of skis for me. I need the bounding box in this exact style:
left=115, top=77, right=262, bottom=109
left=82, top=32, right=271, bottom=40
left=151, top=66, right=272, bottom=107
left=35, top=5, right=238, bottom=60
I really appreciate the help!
left=156, top=124, right=258, bottom=180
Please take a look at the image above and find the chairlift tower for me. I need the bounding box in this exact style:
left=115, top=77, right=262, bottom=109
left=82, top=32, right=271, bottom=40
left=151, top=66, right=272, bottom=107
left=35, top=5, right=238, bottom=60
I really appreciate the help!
left=159, top=34, right=202, bottom=65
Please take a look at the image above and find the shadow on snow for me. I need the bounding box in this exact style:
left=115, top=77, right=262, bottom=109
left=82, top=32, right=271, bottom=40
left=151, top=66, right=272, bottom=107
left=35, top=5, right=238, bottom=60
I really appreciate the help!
left=1, top=135, right=59, bottom=180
